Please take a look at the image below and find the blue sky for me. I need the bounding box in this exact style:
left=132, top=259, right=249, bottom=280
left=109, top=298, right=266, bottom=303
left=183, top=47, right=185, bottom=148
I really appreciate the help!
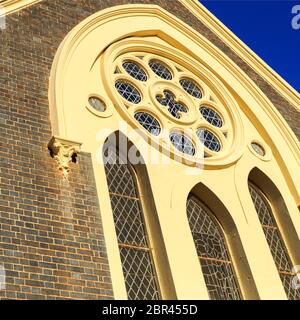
left=200, top=0, right=300, bottom=93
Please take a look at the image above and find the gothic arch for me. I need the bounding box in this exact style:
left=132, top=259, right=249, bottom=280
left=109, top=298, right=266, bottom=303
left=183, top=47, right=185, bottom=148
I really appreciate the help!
left=187, top=182, right=259, bottom=300
left=248, top=167, right=300, bottom=267
left=48, top=4, right=300, bottom=194
left=47, top=3, right=300, bottom=299
left=101, top=131, right=177, bottom=299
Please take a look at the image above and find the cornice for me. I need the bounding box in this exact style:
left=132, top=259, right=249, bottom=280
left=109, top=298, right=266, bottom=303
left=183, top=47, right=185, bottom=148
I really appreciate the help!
left=0, top=0, right=41, bottom=16
left=179, top=0, right=300, bottom=111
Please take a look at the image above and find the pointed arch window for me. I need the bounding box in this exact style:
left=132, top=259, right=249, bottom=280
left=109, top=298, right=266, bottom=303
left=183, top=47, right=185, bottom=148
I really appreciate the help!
left=104, top=147, right=161, bottom=300
left=187, top=196, right=241, bottom=300
left=248, top=182, right=300, bottom=300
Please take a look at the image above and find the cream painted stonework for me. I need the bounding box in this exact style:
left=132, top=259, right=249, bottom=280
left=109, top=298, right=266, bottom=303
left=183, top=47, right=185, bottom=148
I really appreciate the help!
left=47, top=4, right=300, bottom=300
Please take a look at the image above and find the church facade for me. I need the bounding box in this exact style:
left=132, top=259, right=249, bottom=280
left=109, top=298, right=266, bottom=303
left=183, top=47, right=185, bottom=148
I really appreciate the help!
left=0, top=0, right=300, bottom=300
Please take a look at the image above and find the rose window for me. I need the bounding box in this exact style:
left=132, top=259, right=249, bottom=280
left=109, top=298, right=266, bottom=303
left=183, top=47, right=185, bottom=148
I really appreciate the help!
left=102, top=42, right=240, bottom=164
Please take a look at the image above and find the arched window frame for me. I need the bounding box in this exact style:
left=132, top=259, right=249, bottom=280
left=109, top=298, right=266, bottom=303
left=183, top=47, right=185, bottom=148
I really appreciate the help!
left=47, top=3, right=300, bottom=300
left=248, top=180, right=300, bottom=300
left=185, top=183, right=259, bottom=300
left=103, top=147, right=160, bottom=300
left=187, top=195, right=242, bottom=300
left=102, top=134, right=176, bottom=300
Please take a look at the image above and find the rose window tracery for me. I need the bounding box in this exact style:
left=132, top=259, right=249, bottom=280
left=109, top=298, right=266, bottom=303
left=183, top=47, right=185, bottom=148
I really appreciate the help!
left=101, top=40, right=242, bottom=164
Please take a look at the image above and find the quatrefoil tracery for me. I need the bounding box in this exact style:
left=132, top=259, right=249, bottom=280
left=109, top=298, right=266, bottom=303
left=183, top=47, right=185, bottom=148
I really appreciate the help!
left=156, top=90, right=188, bottom=119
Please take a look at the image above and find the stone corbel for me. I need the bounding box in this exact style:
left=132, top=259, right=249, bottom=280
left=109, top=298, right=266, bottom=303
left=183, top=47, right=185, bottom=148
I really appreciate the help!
left=48, top=136, right=82, bottom=179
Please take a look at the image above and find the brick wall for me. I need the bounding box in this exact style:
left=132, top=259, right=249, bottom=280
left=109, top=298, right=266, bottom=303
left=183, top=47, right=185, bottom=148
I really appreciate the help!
left=0, top=1, right=119, bottom=299
left=0, top=152, right=113, bottom=299
left=0, top=0, right=299, bottom=300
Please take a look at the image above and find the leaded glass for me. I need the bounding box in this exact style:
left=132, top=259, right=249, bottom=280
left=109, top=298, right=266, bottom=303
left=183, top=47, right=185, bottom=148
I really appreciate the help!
left=200, top=107, right=223, bottom=128
left=104, top=148, right=161, bottom=300
left=156, top=90, right=187, bottom=119
left=119, top=247, right=160, bottom=300
left=180, top=78, right=202, bottom=98
left=249, top=183, right=300, bottom=300
left=187, top=197, right=241, bottom=300
left=169, top=132, right=195, bottom=156
left=115, top=81, right=141, bottom=104
left=149, top=59, right=173, bottom=80
left=134, top=112, right=161, bottom=136
left=197, top=129, right=221, bottom=152
left=123, top=61, right=148, bottom=82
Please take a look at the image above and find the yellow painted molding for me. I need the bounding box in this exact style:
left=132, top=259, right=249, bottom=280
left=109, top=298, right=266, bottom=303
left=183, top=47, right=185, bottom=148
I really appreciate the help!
left=47, top=3, right=300, bottom=201
left=179, top=0, right=300, bottom=110
left=0, top=0, right=41, bottom=16
left=47, top=4, right=300, bottom=299
left=49, top=4, right=300, bottom=165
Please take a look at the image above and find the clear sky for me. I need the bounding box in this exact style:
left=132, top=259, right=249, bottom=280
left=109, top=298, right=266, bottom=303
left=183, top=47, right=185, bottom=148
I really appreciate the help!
left=200, top=0, right=300, bottom=93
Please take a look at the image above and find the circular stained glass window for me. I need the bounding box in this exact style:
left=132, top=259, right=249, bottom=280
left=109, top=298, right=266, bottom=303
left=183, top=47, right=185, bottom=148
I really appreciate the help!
left=107, top=48, right=239, bottom=164
left=197, top=129, right=221, bottom=152
left=179, top=78, right=202, bottom=99
left=251, top=142, right=265, bottom=156
left=156, top=90, right=187, bottom=119
left=115, top=81, right=141, bottom=104
left=88, top=96, right=106, bottom=112
left=134, top=112, right=161, bottom=136
left=149, top=59, right=173, bottom=80
left=169, top=132, right=195, bottom=156
left=122, top=61, right=148, bottom=82
left=200, top=107, right=223, bottom=128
